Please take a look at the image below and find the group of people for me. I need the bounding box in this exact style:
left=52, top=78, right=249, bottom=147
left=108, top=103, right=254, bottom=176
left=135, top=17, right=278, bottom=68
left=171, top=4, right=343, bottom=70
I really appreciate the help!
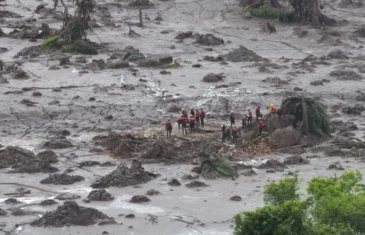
left=164, top=108, right=206, bottom=138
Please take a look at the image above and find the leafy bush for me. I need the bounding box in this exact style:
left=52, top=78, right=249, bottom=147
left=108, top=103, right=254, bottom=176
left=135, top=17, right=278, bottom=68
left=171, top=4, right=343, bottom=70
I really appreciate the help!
left=233, top=171, right=365, bottom=235
left=43, top=36, right=63, bottom=49
left=62, top=40, right=97, bottom=55
left=244, top=4, right=281, bottom=19
left=200, top=159, right=236, bottom=179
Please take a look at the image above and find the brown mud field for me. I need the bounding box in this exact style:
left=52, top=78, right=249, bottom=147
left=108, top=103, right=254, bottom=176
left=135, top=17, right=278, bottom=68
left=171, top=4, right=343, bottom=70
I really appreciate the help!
left=1, top=0, right=365, bottom=234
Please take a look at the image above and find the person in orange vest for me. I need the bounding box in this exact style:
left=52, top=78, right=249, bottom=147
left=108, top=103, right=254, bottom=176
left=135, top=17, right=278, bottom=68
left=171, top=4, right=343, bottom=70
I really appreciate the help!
left=230, top=111, right=235, bottom=128
left=195, top=109, right=200, bottom=127
left=165, top=119, right=173, bottom=138
left=247, top=108, right=253, bottom=125
left=199, top=108, right=205, bottom=127
left=232, top=125, right=239, bottom=144
left=258, top=117, right=264, bottom=135
left=189, top=115, right=196, bottom=133
left=181, top=115, right=188, bottom=135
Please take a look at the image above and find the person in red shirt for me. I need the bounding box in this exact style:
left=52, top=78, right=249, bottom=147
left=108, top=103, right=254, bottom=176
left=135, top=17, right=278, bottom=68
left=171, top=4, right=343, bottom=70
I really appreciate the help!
left=271, top=106, right=277, bottom=115
left=230, top=111, right=235, bottom=127
left=190, top=109, right=195, bottom=117
left=177, top=116, right=183, bottom=130
left=165, top=119, right=173, bottom=138
left=181, top=115, right=188, bottom=135
left=258, top=117, right=264, bottom=135
left=195, top=109, right=200, bottom=127
left=189, top=115, right=196, bottom=133
left=181, top=109, right=188, bottom=118
left=199, top=108, right=205, bottom=127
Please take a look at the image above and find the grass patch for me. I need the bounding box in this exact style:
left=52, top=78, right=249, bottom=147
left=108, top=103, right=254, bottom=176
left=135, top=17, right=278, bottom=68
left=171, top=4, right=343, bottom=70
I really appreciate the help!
left=62, top=40, right=98, bottom=55
left=43, top=36, right=63, bottom=49
left=244, top=4, right=281, bottom=19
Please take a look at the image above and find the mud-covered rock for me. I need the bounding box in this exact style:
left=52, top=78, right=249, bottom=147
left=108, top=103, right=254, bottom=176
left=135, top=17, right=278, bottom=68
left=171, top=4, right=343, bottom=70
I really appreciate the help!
left=125, top=214, right=135, bottom=218
left=329, top=69, right=363, bottom=81
left=31, top=201, right=116, bottom=227
left=40, top=173, right=84, bottom=185
left=283, top=156, right=310, bottom=165
left=138, top=56, right=173, bottom=67
left=40, top=199, right=58, bottom=206
left=175, top=31, right=193, bottom=40
left=59, top=57, right=71, bottom=66
left=265, top=114, right=295, bottom=133
left=341, top=104, right=365, bottom=115
left=42, top=137, right=74, bottom=149
left=332, top=137, right=365, bottom=149
left=0, top=146, right=35, bottom=168
left=11, top=208, right=27, bottom=216
left=257, top=159, right=287, bottom=170
left=88, top=189, right=114, bottom=201
left=230, top=195, right=242, bottom=201
left=79, top=161, right=100, bottom=168
left=146, top=189, right=161, bottom=196
left=100, top=162, right=116, bottom=167
left=181, top=174, right=199, bottom=181
left=91, top=160, right=154, bottom=188
left=185, top=180, right=209, bottom=188
left=168, top=178, right=181, bottom=186
left=270, top=126, right=302, bottom=149
left=106, top=60, right=130, bottom=69
left=327, top=50, right=349, bottom=59
left=0, top=208, right=7, bottom=216
left=223, top=45, right=266, bottom=62
left=202, top=73, right=223, bottom=82
left=36, top=150, right=58, bottom=163
left=5, top=198, right=21, bottom=204
left=55, top=193, right=81, bottom=201
left=310, top=80, right=324, bottom=86
left=262, top=76, right=288, bottom=86
left=32, top=91, right=42, bottom=96
left=10, top=159, right=59, bottom=174
left=327, top=163, right=344, bottom=170
left=129, top=195, right=151, bottom=203
left=196, top=33, right=224, bottom=46
left=242, top=169, right=257, bottom=176
left=0, top=78, right=9, bottom=84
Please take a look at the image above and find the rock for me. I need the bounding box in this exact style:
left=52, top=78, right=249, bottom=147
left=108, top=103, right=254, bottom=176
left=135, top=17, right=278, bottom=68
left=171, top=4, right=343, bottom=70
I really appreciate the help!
left=80, top=161, right=100, bottom=167
left=36, top=150, right=58, bottom=163
left=104, top=115, right=113, bottom=120
left=40, top=199, right=58, bottom=206
left=294, top=87, right=303, bottom=91
left=342, top=104, right=365, bottom=115
left=175, top=31, right=193, bottom=40
left=0, top=146, right=35, bottom=168
left=257, top=159, right=287, bottom=170
left=11, top=208, right=26, bottom=216
left=31, top=201, right=115, bottom=227
left=324, top=145, right=345, bottom=156
left=10, top=159, right=59, bottom=174
left=160, top=70, right=171, bottom=75
left=48, top=100, right=60, bottom=105
left=181, top=174, right=199, bottom=181
left=192, top=63, right=201, bottom=68
left=106, top=60, right=130, bottom=69
left=270, top=126, right=302, bottom=149
left=91, top=160, right=155, bottom=188
left=196, top=34, right=224, bottom=46
left=49, top=65, right=60, bottom=70
left=329, top=69, right=363, bottom=81
left=203, top=55, right=223, bottom=62
left=242, top=169, right=257, bottom=176
left=155, top=16, right=163, bottom=21
left=0, top=78, right=9, bottom=84
left=40, top=173, right=84, bottom=185
left=185, top=180, right=209, bottom=188
left=168, top=178, right=181, bottom=186
left=125, top=214, right=135, bottom=218
left=32, top=91, right=42, bottom=96
left=146, top=189, right=161, bottom=196
left=59, top=57, right=70, bottom=66
left=203, top=73, right=223, bottom=82
left=265, top=114, right=295, bottom=133
left=167, top=104, right=181, bottom=113
left=266, top=169, right=276, bottom=173
left=283, top=156, right=310, bottom=165
left=20, top=99, right=38, bottom=106
left=327, top=163, right=344, bottom=170
left=89, top=97, right=96, bottom=101
left=13, top=68, right=29, bottom=79
left=230, top=195, right=242, bottom=201
left=57, top=130, right=71, bottom=136
left=310, top=80, right=324, bottom=86
left=5, top=198, right=21, bottom=204
left=223, top=45, right=267, bottom=62
left=0, top=208, right=7, bottom=216
left=42, top=137, right=74, bottom=149
left=129, top=195, right=151, bottom=203
left=327, top=50, right=348, bottom=59
left=332, top=137, right=365, bottom=149
left=262, top=76, right=288, bottom=85
left=55, top=193, right=81, bottom=201
left=138, top=56, right=173, bottom=67
left=52, top=88, right=62, bottom=92
left=75, top=57, right=87, bottom=63
left=99, top=162, right=116, bottom=167
left=102, top=231, right=109, bottom=234
left=87, top=189, right=114, bottom=201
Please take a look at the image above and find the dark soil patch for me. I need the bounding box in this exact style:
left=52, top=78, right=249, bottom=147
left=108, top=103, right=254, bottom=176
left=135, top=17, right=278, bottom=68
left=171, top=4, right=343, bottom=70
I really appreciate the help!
left=40, top=173, right=84, bottom=185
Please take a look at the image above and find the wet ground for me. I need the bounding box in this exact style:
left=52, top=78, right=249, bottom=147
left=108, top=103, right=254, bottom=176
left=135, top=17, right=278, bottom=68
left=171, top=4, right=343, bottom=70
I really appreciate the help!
left=1, top=0, right=365, bottom=234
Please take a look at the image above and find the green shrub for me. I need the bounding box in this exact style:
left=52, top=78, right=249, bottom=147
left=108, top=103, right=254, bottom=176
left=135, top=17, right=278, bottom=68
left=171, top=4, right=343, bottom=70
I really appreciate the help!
left=43, top=36, right=63, bottom=49
left=264, top=175, right=299, bottom=205
left=200, top=159, right=236, bottom=179
left=62, top=40, right=97, bottom=55
left=244, top=4, right=281, bottom=19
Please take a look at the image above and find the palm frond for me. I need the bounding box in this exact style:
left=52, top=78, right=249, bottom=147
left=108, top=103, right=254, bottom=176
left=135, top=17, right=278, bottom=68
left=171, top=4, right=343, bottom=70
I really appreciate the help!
left=201, top=160, right=236, bottom=179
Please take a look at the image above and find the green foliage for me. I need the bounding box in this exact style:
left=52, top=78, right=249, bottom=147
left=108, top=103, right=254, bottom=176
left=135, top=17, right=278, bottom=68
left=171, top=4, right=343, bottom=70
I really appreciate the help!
left=62, top=40, right=97, bottom=55
left=43, top=36, right=63, bottom=49
left=264, top=175, right=299, bottom=205
left=200, top=160, right=235, bottom=179
left=279, top=11, right=296, bottom=23
left=244, top=4, right=281, bottom=19
left=233, top=171, right=365, bottom=235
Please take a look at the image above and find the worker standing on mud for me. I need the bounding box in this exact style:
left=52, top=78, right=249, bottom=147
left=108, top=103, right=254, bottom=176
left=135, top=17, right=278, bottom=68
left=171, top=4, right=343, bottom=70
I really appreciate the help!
left=221, top=124, right=230, bottom=143
left=189, top=115, right=196, bottom=133
left=242, top=116, right=247, bottom=129
left=195, top=109, right=200, bottom=128
left=165, top=119, right=173, bottom=138
left=247, top=108, right=253, bottom=125
left=182, top=109, right=188, bottom=118
left=255, top=105, right=262, bottom=120
left=190, top=109, right=195, bottom=118
left=177, top=115, right=183, bottom=130
left=230, top=111, right=235, bottom=128
left=181, top=115, right=188, bottom=135
left=258, top=117, right=264, bottom=135
left=271, top=106, right=277, bottom=115
left=232, top=125, right=238, bottom=144
left=199, top=108, right=205, bottom=127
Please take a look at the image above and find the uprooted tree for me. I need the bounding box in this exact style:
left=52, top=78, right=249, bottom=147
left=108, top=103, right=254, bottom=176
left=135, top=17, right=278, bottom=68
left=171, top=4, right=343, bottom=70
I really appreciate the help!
left=240, top=0, right=335, bottom=26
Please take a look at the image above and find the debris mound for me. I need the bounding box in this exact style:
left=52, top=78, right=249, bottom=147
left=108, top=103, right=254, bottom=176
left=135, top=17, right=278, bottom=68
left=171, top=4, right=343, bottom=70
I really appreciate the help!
left=196, top=33, right=224, bottom=46
left=129, top=195, right=151, bottom=203
left=42, top=137, right=74, bottom=149
left=203, top=73, right=223, bottom=83
left=36, top=150, right=58, bottom=163
left=10, top=159, right=59, bottom=173
left=40, top=173, right=85, bottom=185
left=185, top=180, right=209, bottom=188
left=91, top=160, right=154, bottom=188
left=223, top=46, right=266, bottom=62
left=30, top=201, right=116, bottom=227
left=329, top=69, right=363, bottom=81
left=40, top=199, right=58, bottom=206
left=87, top=189, right=114, bottom=201
left=283, top=156, right=310, bottom=165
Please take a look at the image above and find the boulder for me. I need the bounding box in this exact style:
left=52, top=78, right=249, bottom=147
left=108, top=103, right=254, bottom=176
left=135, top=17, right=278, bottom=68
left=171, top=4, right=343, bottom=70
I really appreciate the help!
left=185, top=180, right=209, bottom=188
left=270, top=126, right=302, bottom=149
left=265, top=114, right=295, bottom=133
left=327, top=50, right=348, bottom=59
left=55, top=193, right=81, bottom=201
left=40, top=199, right=58, bottom=206
left=196, top=34, right=224, bottom=46
left=87, top=189, right=114, bottom=201
left=329, top=69, right=363, bottom=81
left=202, top=73, right=223, bottom=82
left=175, top=31, right=193, bottom=40
left=146, top=189, right=161, bottom=196
left=0, top=208, right=7, bottom=216
left=42, top=137, right=74, bottom=149
left=230, top=195, right=242, bottom=201
left=106, top=60, right=130, bottom=69
left=129, top=195, right=151, bottom=203
left=40, top=173, right=84, bottom=185
left=283, top=156, right=310, bottom=165
left=327, top=163, right=344, bottom=170
left=324, top=145, right=345, bottom=156
left=168, top=178, right=181, bottom=186
left=36, top=150, right=58, bottom=163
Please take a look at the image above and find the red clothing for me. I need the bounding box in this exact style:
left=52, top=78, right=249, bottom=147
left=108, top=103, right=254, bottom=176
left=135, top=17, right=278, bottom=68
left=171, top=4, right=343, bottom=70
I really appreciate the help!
left=165, top=121, right=172, bottom=127
left=248, top=110, right=252, bottom=117
left=232, top=127, right=238, bottom=132
left=230, top=113, right=235, bottom=119
left=199, top=111, right=205, bottom=118
left=271, top=107, right=277, bottom=113
left=189, top=117, right=196, bottom=123
left=258, top=120, right=264, bottom=127
left=181, top=117, right=187, bottom=124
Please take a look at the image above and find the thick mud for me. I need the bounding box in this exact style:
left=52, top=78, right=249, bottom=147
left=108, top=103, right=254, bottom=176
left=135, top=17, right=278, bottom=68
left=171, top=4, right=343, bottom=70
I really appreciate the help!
left=1, top=0, right=365, bottom=234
